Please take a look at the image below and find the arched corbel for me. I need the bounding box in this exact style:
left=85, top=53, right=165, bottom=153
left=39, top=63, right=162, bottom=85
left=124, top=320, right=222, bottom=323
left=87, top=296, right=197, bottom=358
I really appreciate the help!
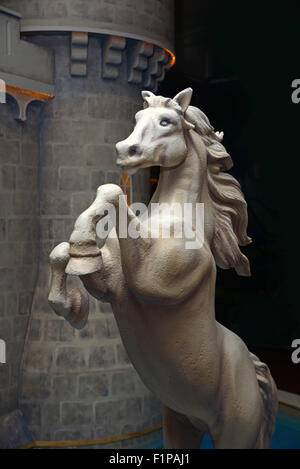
left=5, top=85, right=54, bottom=122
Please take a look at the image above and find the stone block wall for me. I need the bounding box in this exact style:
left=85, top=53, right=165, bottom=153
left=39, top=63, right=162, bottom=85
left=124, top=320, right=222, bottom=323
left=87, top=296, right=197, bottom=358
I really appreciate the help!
left=1, top=0, right=174, bottom=51
left=0, top=97, right=40, bottom=417
left=0, top=0, right=174, bottom=447
left=19, top=35, right=159, bottom=442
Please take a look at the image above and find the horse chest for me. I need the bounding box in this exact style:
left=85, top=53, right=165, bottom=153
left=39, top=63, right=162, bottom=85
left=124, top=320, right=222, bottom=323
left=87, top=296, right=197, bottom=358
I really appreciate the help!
left=117, top=234, right=215, bottom=304
left=111, top=289, right=220, bottom=413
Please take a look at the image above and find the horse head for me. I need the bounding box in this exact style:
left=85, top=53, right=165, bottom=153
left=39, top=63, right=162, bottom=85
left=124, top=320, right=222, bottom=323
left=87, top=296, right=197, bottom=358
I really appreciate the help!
left=116, top=88, right=195, bottom=175
left=117, top=87, right=252, bottom=276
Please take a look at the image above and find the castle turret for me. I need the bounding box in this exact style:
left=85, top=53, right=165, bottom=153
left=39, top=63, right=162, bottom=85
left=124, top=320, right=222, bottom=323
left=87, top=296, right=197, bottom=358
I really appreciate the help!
left=0, top=0, right=174, bottom=448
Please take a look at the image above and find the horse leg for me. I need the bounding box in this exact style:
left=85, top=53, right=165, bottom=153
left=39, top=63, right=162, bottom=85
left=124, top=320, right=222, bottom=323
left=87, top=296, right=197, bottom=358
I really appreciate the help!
left=211, top=418, right=261, bottom=449
left=48, top=242, right=89, bottom=329
left=66, top=183, right=131, bottom=275
left=162, top=405, right=206, bottom=449
left=49, top=187, right=120, bottom=326
left=67, top=183, right=150, bottom=276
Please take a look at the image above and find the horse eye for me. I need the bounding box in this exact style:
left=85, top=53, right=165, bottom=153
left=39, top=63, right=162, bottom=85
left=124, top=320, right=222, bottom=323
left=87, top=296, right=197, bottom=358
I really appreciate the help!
left=160, top=118, right=171, bottom=127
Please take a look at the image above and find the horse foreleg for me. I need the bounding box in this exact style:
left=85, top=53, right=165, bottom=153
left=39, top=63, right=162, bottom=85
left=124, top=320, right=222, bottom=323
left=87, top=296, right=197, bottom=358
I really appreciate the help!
left=66, top=184, right=125, bottom=277
left=162, top=405, right=206, bottom=449
left=48, top=242, right=89, bottom=329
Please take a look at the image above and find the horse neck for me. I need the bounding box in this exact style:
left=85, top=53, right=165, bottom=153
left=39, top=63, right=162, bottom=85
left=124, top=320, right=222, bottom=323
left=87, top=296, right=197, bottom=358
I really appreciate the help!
left=150, top=131, right=210, bottom=206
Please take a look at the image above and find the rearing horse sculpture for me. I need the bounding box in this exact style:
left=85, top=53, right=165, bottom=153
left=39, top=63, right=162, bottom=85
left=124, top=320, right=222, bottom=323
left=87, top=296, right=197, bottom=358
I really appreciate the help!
left=48, top=88, right=278, bottom=449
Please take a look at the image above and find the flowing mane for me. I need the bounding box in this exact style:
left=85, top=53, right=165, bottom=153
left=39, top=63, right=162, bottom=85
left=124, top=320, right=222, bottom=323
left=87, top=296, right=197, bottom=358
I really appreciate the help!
left=141, top=94, right=252, bottom=276
left=185, top=105, right=252, bottom=276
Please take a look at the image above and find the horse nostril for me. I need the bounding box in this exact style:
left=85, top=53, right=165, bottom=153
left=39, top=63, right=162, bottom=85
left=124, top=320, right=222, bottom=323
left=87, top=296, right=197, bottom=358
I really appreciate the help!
left=128, top=145, right=140, bottom=156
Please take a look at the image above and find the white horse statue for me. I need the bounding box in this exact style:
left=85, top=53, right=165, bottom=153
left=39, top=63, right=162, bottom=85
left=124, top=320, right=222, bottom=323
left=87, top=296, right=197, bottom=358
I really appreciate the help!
left=48, top=88, right=278, bottom=449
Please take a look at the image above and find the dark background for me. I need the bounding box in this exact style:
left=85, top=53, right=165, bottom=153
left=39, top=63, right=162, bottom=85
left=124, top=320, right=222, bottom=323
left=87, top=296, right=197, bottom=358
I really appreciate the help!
left=157, top=0, right=300, bottom=360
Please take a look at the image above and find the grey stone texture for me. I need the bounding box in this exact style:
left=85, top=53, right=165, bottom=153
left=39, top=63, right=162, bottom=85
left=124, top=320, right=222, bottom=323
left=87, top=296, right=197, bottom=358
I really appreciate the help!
left=0, top=7, right=54, bottom=96
left=0, top=409, right=32, bottom=449
left=0, top=0, right=174, bottom=446
left=1, top=0, right=174, bottom=51
left=16, top=34, right=159, bottom=444
left=0, top=96, right=40, bottom=418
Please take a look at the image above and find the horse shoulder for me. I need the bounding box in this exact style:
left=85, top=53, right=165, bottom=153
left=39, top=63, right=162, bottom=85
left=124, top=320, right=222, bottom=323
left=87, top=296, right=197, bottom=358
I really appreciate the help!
left=129, top=235, right=215, bottom=303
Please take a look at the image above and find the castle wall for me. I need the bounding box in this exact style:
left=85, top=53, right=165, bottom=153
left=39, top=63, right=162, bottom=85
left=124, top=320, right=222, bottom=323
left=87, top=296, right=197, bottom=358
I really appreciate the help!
left=0, top=0, right=174, bottom=448
left=0, top=98, right=40, bottom=418
left=0, top=0, right=174, bottom=51
left=20, top=35, right=159, bottom=443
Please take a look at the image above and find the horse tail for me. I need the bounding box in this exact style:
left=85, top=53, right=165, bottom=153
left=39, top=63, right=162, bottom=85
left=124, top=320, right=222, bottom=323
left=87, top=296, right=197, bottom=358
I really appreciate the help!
left=250, top=352, right=278, bottom=448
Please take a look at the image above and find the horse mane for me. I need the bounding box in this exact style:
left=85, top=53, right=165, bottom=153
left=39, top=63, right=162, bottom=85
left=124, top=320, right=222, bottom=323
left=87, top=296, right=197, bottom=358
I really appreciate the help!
left=185, top=106, right=252, bottom=276
left=143, top=95, right=252, bottom=276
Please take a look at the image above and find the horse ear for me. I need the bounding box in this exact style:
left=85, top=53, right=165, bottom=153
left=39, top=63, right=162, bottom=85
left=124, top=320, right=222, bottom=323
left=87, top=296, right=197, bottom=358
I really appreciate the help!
left=173, top=88, right=193, bottom=113
left=141, top=90, right=155, bottom=108
left=142, top=90, right=155, bottom=100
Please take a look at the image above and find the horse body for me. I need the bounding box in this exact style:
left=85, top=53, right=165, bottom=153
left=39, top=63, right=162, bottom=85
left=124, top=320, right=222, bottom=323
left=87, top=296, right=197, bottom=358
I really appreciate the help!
left=48, top=88, right=277, bottom=448
left=83, top=241, right=263, bottom=448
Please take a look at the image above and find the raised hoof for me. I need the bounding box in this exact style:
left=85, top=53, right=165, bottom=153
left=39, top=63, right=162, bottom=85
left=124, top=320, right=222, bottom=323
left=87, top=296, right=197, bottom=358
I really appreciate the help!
left=49, top=242, right=70, bottom=267
left=67, top=313, right=88, bottom=330
left=66, top=288, right=89, bottom=330
left=65, top=255, right=102, bottom=276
